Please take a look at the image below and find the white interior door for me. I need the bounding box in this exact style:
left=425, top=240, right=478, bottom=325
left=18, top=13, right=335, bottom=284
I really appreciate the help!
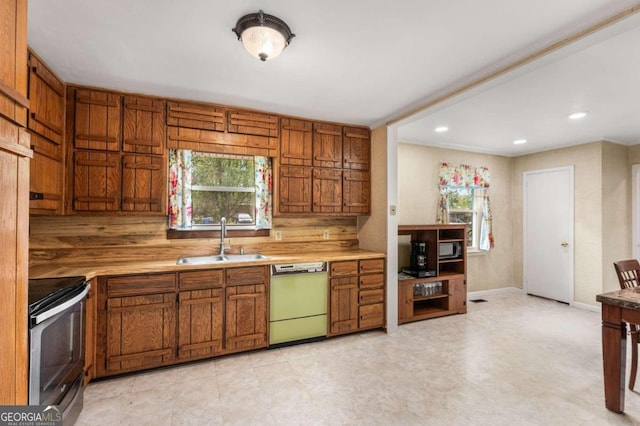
left=524, top=166, right=574, bottom=303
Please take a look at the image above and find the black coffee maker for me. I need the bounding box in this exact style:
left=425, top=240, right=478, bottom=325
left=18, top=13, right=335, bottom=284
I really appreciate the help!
left=410, top=241, right=427, bottom=271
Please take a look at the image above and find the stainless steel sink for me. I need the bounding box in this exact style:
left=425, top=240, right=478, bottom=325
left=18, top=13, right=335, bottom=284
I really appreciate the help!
left=176, top=255, right=226, bottom=265
left=176, top=253, right=269, bottom=265
left=223, top=253, right=270, bottom=262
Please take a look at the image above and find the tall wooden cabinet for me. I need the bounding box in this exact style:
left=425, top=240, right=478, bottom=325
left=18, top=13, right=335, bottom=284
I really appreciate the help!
left=397, top=224, right=467, bottom=323
left=0, top=0, right=29, bottom=405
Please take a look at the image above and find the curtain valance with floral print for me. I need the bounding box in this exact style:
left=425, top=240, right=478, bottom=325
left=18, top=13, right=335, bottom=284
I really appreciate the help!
left=438, top=162, right=490, bottom=189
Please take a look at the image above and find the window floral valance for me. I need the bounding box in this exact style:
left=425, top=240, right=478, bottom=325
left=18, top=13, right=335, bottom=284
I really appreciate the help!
left=437, top=162, right=494, bottom=250
left=438, top=162, right=490, bottom=188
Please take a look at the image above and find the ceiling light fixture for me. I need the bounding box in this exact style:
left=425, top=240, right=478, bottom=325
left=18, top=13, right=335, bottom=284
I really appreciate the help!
left=513, top=139, right=527, bottom=145
left=569, top=112, right=587, bottom=120
left=435, top=126, right=449, bottom=133
left=232, top=10, right=295, bottom=62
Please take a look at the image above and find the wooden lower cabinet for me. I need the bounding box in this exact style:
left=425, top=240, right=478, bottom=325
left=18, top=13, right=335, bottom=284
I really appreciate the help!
left=329, top=276, right=359, bottom=334
left=105, top=293, right=176, bottom=373
left=178, top=270, right=224, bottom=360
left=225, top=266, right=269, bottom=352
left=329, top=258, right=385, bottom=335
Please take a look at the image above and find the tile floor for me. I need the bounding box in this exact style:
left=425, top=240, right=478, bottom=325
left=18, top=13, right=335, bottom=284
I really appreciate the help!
left=77, top=292, right=640, bottom=425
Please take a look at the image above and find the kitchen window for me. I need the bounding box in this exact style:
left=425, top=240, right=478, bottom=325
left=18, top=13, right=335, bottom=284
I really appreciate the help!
left=168, top=150, right=272, bottom=231
left=437, top=162, right=494, bottom=251
left=444, top=187, right=484, bottom=249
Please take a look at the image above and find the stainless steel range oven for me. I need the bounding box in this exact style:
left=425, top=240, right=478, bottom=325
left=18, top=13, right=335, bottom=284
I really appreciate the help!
left=28, top=276, right=89, bottom=425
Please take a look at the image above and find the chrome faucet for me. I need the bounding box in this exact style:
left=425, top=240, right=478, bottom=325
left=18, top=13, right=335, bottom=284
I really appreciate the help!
left=219, top=217, right=230, bottom=255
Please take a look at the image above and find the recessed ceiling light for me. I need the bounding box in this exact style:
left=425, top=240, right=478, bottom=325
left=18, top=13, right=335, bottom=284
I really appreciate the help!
left=435, top=126, right=448, bottom=133
left=513, top=139, right=527, bottom=145
left=569, top=112, right=587, bottom=120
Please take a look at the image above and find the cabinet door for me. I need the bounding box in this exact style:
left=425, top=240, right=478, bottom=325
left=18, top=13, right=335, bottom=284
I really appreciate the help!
left=313, top=123, right=342, bottom=168
left=167, top=101, right=226, bottom=131
left=398, top=281, right=414, bottom=322
left=0, top=0, right=28, bottom=127
left=178, top=288, right=224, bottom=359
left=27, top=50, right=65, bottom=145
left=123, top=96, right=165, bottom=155
left=73, top=150, right=120, bottom=211
left=343, top=127, right=370, bottom=171
left=313, top=168, right=342, bottom=213
left=278, top=165, right=312, bottom=214
left=329, top=276, right=358, bottom=334
left=449, top=278, right=467, bottom=313
left=29, top=133, right=63, bottom=214
left=359, top=303, right=384, bottom=329
left=227, top=109, right=279, bottom=137
left=121, top=154, right=165, bottom=213
left=225, top=284, right=268, bottom=351
left=106, top=293, right=176, bottom=373
left=74, top=89, right=122, bottom=151
left=280, top=118, right=312, bottom=166
left=343, top=170, right=370, bottom=215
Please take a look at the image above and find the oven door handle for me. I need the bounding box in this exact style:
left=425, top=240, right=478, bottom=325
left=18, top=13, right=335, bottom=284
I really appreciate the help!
left=33, top=283, right=90, bottom=325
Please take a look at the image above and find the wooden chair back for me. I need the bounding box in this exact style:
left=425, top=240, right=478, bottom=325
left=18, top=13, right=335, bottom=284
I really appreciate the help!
left=614, top=259, right=640, bottom=290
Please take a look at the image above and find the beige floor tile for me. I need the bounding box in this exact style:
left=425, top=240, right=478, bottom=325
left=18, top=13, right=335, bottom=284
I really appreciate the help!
left=77, top=293, right=640, bottom=425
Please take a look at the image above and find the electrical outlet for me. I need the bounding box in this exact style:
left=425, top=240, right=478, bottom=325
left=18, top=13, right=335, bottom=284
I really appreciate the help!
left=390, top=205, right=397, bottom=216
left=323, top=229, right=329, bottom=240
left=274, top=230, right=282, bottom=241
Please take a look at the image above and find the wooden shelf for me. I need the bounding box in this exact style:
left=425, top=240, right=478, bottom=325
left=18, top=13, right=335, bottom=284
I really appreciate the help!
left=413, top=293, right=447, bottom=302
left=397, top=224, right=467, bottom=324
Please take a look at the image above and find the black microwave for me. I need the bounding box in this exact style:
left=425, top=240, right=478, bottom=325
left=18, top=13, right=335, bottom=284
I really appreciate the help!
left=439, top=241, right=463, bottom=259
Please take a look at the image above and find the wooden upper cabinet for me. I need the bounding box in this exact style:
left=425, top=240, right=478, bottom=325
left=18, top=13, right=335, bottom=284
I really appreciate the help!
left=343, top=127, right=370, bottom=170
left=27, top=50, right=65, bottom=215
left=278, top=165, right=312, bottom=214
left=280, top=118, right=312, bottom=166
left=227, top=109, right=278, bottom=138
left=123, top=96, right=165, bottom=154
left=343, top=170, right=370, bottom=215
left=166, top=101, right=225, bottom=132
left=74, top=89, right=122, bottom=151
left=27, top=50, right=65, bottom=145
left=121, top=154, right=165, bottom=213
left=312, top=168, right=342, bottom=214
left=313, top=123, right=342, bottom=168
left=0, top=0, right=28, bottom=128
left=72, top=150, right=120, bottom=211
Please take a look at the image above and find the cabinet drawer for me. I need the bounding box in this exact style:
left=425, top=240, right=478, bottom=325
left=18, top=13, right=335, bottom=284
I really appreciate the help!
left=359, top=303, right=384, bottom=329
left=179, top=270, right=224, bottom=290
left=107, top=273, right=176, bottom=296
left=359, top=288, right=384, bottom=305
left=226, top=266, right=267, bottom=286
left=330, top=261, right=358, bottom=277
left=359, top=259, right=384, bottom=274
left=359, top=273, right=384, bottom=289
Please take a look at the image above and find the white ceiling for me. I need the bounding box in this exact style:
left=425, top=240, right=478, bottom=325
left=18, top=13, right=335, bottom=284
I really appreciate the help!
left=27, top=0, right=640, bottom=155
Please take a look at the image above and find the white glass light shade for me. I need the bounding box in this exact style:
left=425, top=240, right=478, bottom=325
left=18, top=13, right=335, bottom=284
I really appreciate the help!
left=240, top=26, right=287, bottom=61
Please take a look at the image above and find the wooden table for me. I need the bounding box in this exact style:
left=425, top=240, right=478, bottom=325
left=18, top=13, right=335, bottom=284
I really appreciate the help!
left=596, top=288, right=640, bottom=413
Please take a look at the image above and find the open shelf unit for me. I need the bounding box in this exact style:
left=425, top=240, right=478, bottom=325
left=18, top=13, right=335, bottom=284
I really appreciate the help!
left=398, top=224, right=467, bottom=324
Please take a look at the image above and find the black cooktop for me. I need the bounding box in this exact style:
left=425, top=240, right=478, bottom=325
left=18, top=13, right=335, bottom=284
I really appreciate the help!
left=28, top=276, right=87, bottom=315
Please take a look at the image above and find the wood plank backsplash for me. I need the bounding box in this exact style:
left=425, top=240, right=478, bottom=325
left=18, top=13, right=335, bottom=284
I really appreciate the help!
left=29, top=216, right=359, bottom=265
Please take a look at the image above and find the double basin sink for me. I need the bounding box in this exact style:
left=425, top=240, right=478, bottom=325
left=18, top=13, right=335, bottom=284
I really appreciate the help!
left=176, top=253, right=269, bottom=266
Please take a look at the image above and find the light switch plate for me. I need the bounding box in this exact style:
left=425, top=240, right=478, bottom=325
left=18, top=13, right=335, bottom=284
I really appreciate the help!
left=275, top=230, right=282, bottom=241
left=323, top=229, right=329, bottom=240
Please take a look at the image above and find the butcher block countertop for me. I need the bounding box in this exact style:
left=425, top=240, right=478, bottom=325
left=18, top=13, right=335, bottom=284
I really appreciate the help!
left=29, top=249, right=386, bottom=280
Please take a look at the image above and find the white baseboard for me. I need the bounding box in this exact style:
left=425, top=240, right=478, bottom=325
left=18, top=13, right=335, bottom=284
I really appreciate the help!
left=467, top=287, right=523, bottom=300
left=571, top=301, right=601, bottom=313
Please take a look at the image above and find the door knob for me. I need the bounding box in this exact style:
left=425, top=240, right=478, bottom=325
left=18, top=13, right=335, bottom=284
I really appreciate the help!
left=561, top=242, right=569, bottom=247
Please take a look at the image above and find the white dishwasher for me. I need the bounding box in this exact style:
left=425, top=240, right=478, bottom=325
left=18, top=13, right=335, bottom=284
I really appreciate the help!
left=269, top=262, right=327, bottom=347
